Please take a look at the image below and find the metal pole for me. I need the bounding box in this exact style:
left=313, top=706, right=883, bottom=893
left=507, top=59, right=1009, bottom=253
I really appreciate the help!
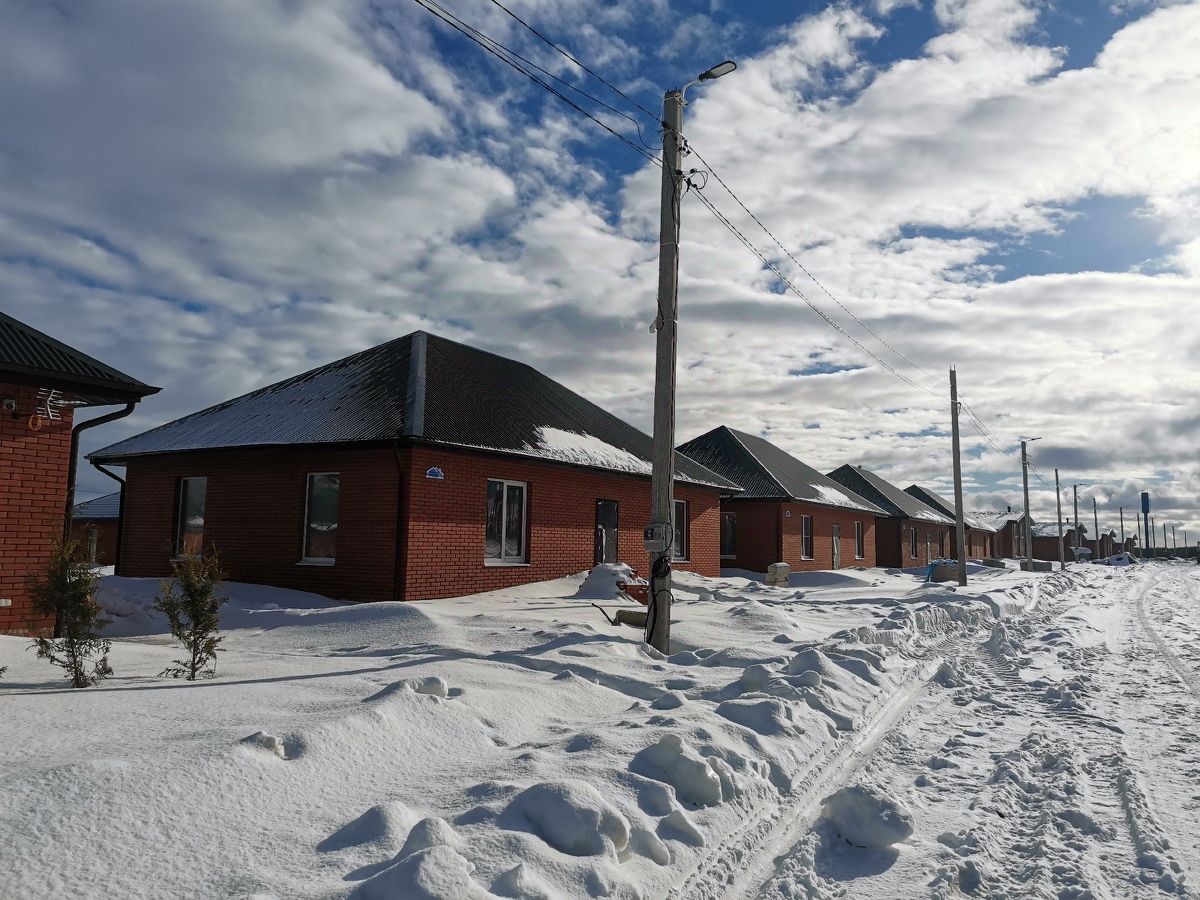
left=644, top=88, right=684, bottom=655
left=950, top=368, right=967, bottom=585
left=1021, top=441, right=1033, bottom=570
left=1172, top=524, right=1177, bottom=550
left=1093, top=497, right=1100, bottom=560
left=1055, top=468, right=1065, bottom=570
left=1152, top=516, right=1157, bottom=559
left=1073, top=485, right=1080, bottom=559
left=1164, top=521, right=1169, bottom=555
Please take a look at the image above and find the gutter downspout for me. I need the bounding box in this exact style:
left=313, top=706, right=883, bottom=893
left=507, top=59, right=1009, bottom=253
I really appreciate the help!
left=90, top=460, right=127, bottom=573
left=62, top=401, right=136, bottom=637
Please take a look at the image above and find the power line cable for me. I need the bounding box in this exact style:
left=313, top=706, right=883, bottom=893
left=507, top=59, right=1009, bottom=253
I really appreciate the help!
left=483, top=0, right=661, bottom=124
left=408, top=0, right=662, bottom=167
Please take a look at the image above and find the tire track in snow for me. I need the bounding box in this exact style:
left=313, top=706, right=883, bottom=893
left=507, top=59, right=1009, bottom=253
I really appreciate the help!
left=1136, top=570, right=1200, bottom=704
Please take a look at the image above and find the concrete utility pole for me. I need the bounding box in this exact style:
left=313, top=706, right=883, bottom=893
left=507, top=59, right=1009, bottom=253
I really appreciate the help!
left=1120, top=507, right=1125, bottom=547
left=1020, top=439, right=1038, bottom=570
left=1072, top=483, right=1086, bottom=560
left=1093, top=497, right=1100, bottom=560
left=644, top=60, right=736, bottom=655
left=1152, top=516, right=1157, bottom=559
left=1142, top=492, right=1152, bottom=561
left=950, top=368, right=967, bottom=585
left=1164, top=521, right=1169, bottom=554
left=1055, top=468, right=1066, bottom=570
left=1172, top=524, right=1177, bottom=550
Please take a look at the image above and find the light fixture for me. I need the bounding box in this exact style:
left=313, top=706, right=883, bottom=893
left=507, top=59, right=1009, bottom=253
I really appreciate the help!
left=698, top=60, right=737, bottom=81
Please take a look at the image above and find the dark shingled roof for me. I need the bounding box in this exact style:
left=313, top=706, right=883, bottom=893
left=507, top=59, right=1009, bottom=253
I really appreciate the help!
left=73, top=491, right=121, bottom=519
left=91, top=331, right=739, bottom=491
left=0, top=310, right=159, bottom=405
left=903, top=484, right=996, bottom=532
left=678, top=427, right=886, bottom=515
left=826, top=465, right=954, bottom=523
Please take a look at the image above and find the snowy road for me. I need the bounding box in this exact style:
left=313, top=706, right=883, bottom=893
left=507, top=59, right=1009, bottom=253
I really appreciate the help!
left=737, top=563, right=1198, bottom=899
left=4, top=563, right=1200, bottom=899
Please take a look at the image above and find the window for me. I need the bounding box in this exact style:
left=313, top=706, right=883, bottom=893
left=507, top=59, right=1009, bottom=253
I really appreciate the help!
left=486, top=479, right=527, bottom=564
left=939, top=531, right=946, bottom=558
left=673, top=499, right=689, bottom=560
left=303, top=473, right=340, bottom=563
left=909, top=527, right=917, bottom=559
left=87, top=525, right=99, bottom=563
left=176, top=477, right=207, bottom=556
left=801, top=515, right=814, bottom=559
left=720, top=512, right=737, bottom=558
left=854, top=521, right=865, bottom=559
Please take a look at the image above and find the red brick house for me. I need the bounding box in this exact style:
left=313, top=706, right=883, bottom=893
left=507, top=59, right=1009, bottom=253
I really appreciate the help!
left=826, top=466, right=954, bottom=568
left=903, top=484, right=997, bottom=560
left=1031, top=520, right=1085, bottom=563
left=677, top=427, right=885, bottom=573
left=971, top=508, right=1034, bottom=559
left=71, top=491, right=121, bottom=566
left=91, top=332, right=738, bottom=603
left=0, top=312, right=158, bottom=635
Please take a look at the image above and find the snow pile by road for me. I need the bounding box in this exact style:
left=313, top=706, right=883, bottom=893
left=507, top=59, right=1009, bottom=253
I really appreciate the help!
left=0, top=560, right=1158, bottom=899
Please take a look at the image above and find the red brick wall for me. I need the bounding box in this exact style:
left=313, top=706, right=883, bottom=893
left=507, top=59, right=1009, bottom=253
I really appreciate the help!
left=780, top=502, right=877, bottom=571
left=120, top=445, right=402, bottom=602
left=117, top=442, right=724, bottom=604
left=0, top=382, right=74, bottom=635
left=722, top=501, right=780, bottom=573
left=401, top=444, right=722, bottom=601
left=875, top=518, right=951, bottom=568
left=70, top=518, right=119, bottom=566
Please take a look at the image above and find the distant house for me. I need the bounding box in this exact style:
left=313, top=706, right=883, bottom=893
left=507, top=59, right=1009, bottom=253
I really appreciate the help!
left=1030, top=520, right=1082, bottom=562
left=903, top=484, right=996, bottom=559
left=826, top=466, right=954, bottom=568
left=91, top=332, right=738, bottom=603
left=71, top=491, right=121, bottom=566
left=0, top=312, right=158, bottom=635
left=677, top=427, right=885, bottom=573
left=972, top=508, right=1034, bottom=559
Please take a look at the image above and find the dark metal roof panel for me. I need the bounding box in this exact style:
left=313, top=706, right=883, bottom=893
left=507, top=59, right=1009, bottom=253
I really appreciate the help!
left=0, top=310, right=158, bottom=402
left=678, top=427, right=886, bottom=514
left=827, top=465, right=954, bottom=523
left=72, top=491, right=122, bottom=519
left=91, top=330, right=738, bottom=490
left=903, top=484, right=996, bottom=532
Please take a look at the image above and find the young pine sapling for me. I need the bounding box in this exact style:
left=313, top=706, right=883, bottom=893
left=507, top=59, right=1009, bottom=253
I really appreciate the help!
left=28, top=538, right=111, bottom=688
left=154, top=550, right=227, bottom=680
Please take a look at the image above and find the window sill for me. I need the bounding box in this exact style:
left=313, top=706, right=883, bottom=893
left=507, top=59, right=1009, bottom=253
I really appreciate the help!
left=854, top=556, right=865, bottom=561
left=720, top=555, right=736, bottom=560
left=298, top=559, right=335, bottom=567
left=484, top=560, right=530, bottom=567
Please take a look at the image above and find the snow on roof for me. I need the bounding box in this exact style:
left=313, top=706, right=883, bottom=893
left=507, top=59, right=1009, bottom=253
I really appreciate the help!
left=826, top=465, right=954, bottom=523
left=970, top=509, right=1032, bottom=531
left=903, top=485, right=996, bottom=532
left=90, top=332, right=738, bottom=491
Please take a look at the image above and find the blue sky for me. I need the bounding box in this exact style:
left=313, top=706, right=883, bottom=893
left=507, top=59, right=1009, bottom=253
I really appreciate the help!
left=0, top=0, right=1197, bottom=533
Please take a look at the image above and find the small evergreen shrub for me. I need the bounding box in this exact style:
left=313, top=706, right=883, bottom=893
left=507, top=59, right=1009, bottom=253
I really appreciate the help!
left=28, top=539, right=111, bottom=688
left=154, top=550, right=227, bottom=680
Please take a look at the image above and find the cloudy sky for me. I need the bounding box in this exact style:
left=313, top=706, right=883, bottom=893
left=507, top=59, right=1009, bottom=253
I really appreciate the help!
left=3, top=0, right=1198, bottom=541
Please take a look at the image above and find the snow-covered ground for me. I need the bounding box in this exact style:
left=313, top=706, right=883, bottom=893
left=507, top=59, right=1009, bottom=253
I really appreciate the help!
left=2, top=560, right=1197, bottom=898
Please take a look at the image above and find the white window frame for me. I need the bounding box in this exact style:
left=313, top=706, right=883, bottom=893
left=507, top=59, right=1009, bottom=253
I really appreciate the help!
left=299, top=471, right=339, bottom=566
left=720, top=511, right=737, bottom=559
left=801, top=515, right=814, bottom=560
left=485, top=478, right=529, bottom=566
left=909, top=526, right=917, bottom=559
left=672, top=498, right=689, bottom=561
left=854, top=521, right=865, bottom=559
left=175, top=476, right=207, bottom=558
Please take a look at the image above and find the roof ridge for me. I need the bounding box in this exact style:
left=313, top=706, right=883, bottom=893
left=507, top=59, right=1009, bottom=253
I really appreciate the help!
left=722, top=427, right=792, bottom=499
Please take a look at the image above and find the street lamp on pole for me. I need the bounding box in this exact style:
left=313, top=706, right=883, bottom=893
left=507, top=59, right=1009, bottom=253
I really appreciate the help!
left=644, top=59, right=737, bottom=655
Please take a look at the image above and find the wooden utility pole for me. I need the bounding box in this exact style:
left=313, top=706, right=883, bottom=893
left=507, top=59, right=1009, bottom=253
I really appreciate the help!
left=1093, top=497, right=1100, bottom=560
left=644, top=87, right=684, bottom=655
left=1054, top=469, right=1066, bottom=570
left=950, top=369, right=967, bottom=585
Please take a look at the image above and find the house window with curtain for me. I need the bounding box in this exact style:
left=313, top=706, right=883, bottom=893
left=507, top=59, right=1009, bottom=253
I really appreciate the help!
left=673, top=499, right=689, bottom=560
left=854, top=521, right=864, bottom=559
left=175, top=476, right=207, bottom=556
left=720, top=512, right=737, bottom=558
left=801, top=515, right=814, bottom=559
left=486, top=479, right=527, bottom=564
left=303, top=473, right=339, bottom=563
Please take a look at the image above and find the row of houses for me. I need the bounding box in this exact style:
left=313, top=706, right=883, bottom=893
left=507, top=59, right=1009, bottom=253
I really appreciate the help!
left=0, top=315, right=1123, bottom=635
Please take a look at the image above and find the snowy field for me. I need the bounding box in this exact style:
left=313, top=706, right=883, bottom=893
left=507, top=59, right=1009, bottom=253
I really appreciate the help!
left=2, top=560, right=1198, bottom=898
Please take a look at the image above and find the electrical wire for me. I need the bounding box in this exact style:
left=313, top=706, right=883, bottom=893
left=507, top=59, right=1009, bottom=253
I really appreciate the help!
left=687, top=144, right=949, bottom=395
left=483, top=0, right=662, bottom=124
left=408, top=0, right=662, bottom=167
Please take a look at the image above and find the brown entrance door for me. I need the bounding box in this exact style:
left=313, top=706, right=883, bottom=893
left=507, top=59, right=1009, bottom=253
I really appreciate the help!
left=832, top=524, right=841, bottom=569
left=595, top=500, right=619, bottom=564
